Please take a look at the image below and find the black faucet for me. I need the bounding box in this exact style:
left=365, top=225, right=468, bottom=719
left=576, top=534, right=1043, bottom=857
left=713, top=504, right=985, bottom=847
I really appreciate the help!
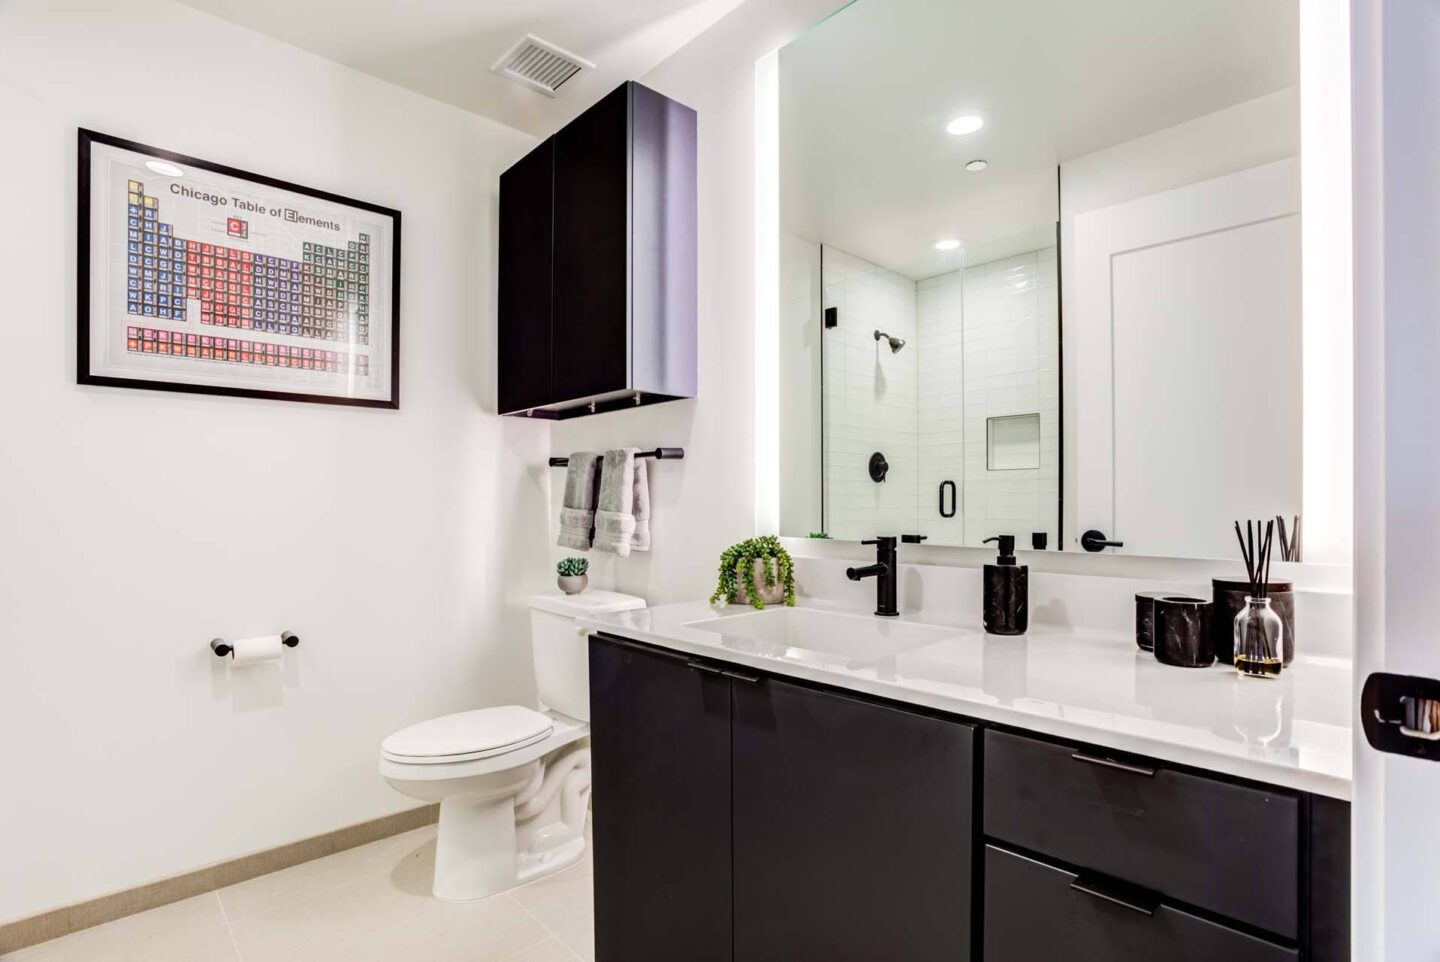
left=847, top=535, right=927, bottom=617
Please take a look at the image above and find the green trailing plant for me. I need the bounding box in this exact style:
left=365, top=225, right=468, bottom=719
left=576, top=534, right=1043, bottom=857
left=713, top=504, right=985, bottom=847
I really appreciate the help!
left=710, top=535, right=796, bottom=609
left=806, top=532, right=832, bottom=539
left=556, top=556, right=589, bottom=577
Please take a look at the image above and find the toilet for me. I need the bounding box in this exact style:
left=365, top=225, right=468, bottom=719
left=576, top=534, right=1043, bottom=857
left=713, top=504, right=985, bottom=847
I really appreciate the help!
left=379, top=590, right=645, bottom=901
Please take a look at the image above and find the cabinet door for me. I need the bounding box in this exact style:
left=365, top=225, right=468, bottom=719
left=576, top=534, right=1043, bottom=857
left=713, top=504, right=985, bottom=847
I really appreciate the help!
left=552, top=83, right=630, bottom=402
left=732, top=675, right=975, bottom=962
left=588, top=636, right=732, bottom=962
left=497, top=138, right=554, bottom=414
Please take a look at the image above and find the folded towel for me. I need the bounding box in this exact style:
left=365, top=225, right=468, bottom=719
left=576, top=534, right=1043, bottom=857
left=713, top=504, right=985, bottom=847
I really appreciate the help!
left=557, top=451, right=600, bottom=551
left=594, top=448, right=637, bottom=557
left=631, top=457, right=651, bottom=552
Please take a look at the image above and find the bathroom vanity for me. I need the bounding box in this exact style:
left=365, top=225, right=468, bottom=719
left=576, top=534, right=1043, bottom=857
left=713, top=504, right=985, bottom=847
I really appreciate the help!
left=582, top=603, right=1351, bottom=962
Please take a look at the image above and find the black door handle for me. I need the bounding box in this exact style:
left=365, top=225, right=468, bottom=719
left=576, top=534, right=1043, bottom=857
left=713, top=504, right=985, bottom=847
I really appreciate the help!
left=1071, top=752, right=1157, bottom=778
left=1069, top=874, right=1160, bottom=917
left=1081, top=529, right=1124, bottom=552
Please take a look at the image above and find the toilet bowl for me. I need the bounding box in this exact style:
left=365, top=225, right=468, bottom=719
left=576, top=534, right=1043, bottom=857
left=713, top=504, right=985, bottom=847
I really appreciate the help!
left=379, top=590, right=645, bottom=901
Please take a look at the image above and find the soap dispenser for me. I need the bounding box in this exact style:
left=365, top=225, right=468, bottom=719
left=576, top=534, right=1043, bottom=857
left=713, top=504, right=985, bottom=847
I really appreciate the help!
left=982, top=535, right=1028, bottom=635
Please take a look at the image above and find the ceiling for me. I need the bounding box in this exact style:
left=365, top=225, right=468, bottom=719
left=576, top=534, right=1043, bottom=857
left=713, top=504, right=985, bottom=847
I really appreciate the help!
left=180, top=0, right=748, bottom=136
left=781, top=0, right=1300, bottom=279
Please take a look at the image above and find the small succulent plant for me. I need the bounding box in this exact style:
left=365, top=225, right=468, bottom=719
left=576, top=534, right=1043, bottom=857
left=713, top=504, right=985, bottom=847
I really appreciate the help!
left=557, top=556, right=589, bottom=577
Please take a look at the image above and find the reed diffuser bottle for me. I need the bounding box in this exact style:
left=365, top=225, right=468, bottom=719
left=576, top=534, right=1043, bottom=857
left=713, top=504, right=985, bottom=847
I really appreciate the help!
left=1234, top=596, right=1284, bottom=677
left=1233, top=519, right=1283, bottom=678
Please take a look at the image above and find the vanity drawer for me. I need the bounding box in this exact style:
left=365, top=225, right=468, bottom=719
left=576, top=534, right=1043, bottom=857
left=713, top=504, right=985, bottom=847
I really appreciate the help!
left=983, top=729, right=1299, bottom=938
left=984, top=845, right=1296, bottom=962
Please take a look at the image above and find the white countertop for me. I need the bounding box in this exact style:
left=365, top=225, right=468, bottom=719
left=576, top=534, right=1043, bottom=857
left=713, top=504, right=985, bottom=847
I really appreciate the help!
left=579, top=600, right=1353, bottom=800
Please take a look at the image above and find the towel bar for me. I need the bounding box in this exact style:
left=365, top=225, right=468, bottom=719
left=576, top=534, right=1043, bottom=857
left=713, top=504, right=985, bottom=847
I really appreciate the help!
left=547, top=447, right=684, bottom=467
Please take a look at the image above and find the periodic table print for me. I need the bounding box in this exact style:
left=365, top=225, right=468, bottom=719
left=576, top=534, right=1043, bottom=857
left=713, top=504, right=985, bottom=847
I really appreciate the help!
left=79, top=130, right=401, bottom=408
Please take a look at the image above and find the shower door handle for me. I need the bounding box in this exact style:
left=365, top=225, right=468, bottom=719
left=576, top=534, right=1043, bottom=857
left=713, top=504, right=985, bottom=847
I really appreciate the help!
left=938, top=480, right=957, bottom=518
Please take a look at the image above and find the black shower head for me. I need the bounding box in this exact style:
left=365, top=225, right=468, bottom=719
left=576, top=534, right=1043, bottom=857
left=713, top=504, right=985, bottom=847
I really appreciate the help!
left=873, top=330, right=906, bottom=353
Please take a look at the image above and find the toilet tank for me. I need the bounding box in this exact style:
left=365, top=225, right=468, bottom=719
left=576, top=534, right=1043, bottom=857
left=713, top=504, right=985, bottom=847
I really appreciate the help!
left=527, top=590, right=646, bottom=722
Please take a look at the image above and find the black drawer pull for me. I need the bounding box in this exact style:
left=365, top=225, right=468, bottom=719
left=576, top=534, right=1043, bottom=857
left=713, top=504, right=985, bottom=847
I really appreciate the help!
left=685, top=660, right=724, bottom=676
left=1070, top=752, right=1157, bottom=778
left=1069, top=875, right=1160, bottom=917
left=721, top=669, right=763, bottom=684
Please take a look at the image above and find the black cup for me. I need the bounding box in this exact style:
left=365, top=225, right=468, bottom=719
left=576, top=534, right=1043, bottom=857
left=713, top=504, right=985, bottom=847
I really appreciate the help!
left=1153, top=596, right=1214, bottom=668
left=1134, top=591, right=1169, bottom=651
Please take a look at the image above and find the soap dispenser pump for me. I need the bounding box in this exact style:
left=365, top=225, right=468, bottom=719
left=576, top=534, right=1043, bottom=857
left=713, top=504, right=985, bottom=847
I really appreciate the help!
left=982, top=535, right=1028, bottom=635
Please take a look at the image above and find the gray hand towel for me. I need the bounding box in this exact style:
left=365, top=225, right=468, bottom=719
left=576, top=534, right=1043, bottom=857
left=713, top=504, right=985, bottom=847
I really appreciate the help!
left=594, top=448, right=637, bottom=557
left=631, top=457, right=651, bottom=552
left=557, top=451, right=600, bottom=551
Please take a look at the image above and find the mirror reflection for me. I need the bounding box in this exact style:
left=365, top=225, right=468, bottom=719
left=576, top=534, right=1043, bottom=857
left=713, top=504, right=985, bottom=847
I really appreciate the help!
left=778, top=0, right=1301, bottom=559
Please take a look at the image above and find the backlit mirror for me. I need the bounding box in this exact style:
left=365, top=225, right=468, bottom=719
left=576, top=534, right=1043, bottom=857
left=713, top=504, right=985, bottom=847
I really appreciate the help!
left=777, top=0, right=1303, bottom=560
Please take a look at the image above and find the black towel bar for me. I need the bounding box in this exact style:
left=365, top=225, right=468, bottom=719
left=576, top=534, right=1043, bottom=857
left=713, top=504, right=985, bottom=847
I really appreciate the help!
left=548, top=447, right=684, bottom=467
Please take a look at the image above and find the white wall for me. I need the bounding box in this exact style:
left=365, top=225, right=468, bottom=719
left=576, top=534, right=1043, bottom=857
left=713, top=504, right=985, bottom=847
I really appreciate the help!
left=547, top=0, right=846, bottom=604
left=0, top=0, right=550, bottom=922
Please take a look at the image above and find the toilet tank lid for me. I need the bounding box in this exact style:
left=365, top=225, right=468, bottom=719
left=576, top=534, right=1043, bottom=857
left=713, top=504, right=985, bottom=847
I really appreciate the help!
left=528, top=590, right=646, bottom=618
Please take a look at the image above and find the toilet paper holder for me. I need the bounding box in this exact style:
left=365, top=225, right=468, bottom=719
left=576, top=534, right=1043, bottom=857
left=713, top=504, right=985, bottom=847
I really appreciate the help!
left=210, top=632, right=300, bottom=658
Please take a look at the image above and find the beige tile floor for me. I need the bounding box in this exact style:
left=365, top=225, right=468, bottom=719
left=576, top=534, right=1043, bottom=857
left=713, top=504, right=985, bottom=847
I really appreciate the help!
left=2, top=826, right=594, bottom=962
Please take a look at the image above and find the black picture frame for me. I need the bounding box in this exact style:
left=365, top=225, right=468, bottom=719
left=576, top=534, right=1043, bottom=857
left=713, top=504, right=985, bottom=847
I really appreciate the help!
left=77, top=128, right=402, bottom=409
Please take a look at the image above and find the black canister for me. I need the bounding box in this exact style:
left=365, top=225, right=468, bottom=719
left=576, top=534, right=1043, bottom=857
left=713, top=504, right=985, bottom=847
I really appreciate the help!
left=1153, top=596, right=1214, bottom=668
left=1134, top=591, right=1169, bottom=651
left=1211, top=579, right=1295, bottom=665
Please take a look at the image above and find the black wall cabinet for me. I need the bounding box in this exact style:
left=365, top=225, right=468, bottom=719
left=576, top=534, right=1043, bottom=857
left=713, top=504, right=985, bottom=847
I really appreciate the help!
left=498, top=82, right=697, bottom=418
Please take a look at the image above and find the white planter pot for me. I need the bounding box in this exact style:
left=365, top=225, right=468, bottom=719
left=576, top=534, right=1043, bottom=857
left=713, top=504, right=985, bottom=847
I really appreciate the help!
left=557, top=574, right=588, bottom=595
left=732, top=559, right=786, bottom=607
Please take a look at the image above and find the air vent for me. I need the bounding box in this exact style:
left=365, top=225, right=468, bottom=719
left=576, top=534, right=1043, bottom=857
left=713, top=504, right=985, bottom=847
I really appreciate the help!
left=491, top=34, right=594, bottom=98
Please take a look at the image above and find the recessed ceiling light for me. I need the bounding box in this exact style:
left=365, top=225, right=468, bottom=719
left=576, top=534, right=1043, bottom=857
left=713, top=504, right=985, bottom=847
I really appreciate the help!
left=145, top=160, right=184, bottom=177
left=945, top=115, right=984, bottom=136
left=965, top=159, right=989, bottom=172
left=934, top=238, right=962, bottom=252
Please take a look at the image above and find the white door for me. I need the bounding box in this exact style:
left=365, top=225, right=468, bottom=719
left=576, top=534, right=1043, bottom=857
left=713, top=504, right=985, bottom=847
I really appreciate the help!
left=1351, top=0, right=1440, bottom=957
left=1070, top=159, right=1302, bottom=557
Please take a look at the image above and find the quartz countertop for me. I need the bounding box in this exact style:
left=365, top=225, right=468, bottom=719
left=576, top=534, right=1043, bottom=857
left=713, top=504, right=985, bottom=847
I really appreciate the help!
left=578, top=599, right=1353, bottom=799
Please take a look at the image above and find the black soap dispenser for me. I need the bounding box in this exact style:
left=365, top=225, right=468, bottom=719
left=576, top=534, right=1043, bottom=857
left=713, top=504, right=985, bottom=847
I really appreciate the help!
left=982, top=535, right=1028, bottom=636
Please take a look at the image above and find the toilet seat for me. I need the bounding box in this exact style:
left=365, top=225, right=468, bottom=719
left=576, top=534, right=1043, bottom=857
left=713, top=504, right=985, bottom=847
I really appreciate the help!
left=381, top=705, right=554, bottom=765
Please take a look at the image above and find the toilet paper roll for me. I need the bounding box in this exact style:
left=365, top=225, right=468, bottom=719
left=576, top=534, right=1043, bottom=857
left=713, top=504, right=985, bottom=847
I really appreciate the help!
left=229, top=634, right=285, bottom=666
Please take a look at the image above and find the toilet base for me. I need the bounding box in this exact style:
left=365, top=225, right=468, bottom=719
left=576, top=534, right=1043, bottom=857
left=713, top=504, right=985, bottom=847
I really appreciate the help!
left=433, top=794, right=520, bottom=902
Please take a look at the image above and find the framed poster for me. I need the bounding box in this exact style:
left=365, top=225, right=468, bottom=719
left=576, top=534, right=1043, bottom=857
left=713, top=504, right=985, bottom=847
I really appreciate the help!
left=78, top=129, right=401, bottom=408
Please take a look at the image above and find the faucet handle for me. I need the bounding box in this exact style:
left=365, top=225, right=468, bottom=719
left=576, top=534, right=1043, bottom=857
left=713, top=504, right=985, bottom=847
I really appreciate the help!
left=901, top=534, right=928, bottom=544
left=861, top=536, right=897, bottom=547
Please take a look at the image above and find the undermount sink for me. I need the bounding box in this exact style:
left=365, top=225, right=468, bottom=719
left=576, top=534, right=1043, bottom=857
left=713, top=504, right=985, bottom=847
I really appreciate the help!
left=682, top=606, right=961, bottom=664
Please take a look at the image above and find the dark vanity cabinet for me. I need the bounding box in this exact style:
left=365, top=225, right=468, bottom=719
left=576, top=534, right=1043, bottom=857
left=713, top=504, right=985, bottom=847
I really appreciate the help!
left=982, top=729, right=1349, bottom=962
left=732, top=672, right=974, bottom=962
left=589, top=634, right=975, bottom=962
left=588, top=634, right=731, bottom=962
left=589, top=635, right=1348, bottom=962
left=497, top=81, right=697, bottom=418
